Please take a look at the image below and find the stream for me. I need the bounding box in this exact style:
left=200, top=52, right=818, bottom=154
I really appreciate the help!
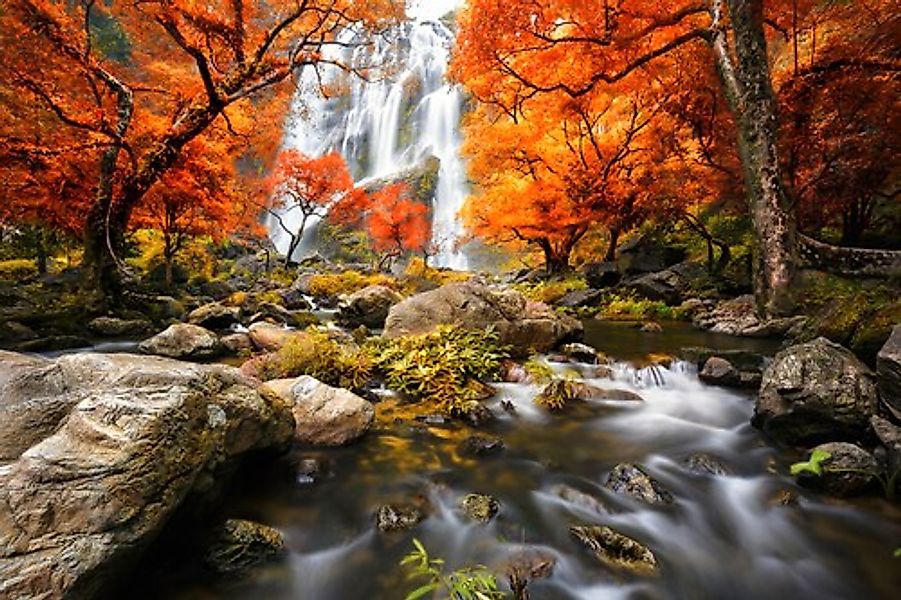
left=131, top=322, right=901, bottom=600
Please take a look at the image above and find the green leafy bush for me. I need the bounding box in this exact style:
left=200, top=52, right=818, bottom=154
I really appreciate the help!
left=307, top=270, right=399, bottom=297
left=0, top=258, right=37, bottom=281
left=514, top=276, right=587, bottom=305
left=256, top=328, right=373, bottom=391
left=600, top=292, right=685, bottom=321
left=534, top=379, right=580, bottom=411
left=368, top=326, right=508, bottom=415
left=400, top=539, right=506, bottom=600
left=523, top=358, right=555, bottom=384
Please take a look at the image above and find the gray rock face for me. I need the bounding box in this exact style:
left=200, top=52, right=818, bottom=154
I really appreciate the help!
left=383, top=282, right=582, bottom=356
left=795, top=442, right=878, bottom=497
left=603, top=463, right=674, bottom=505
left=88, top=316, right=153, bottom=337
left=582, top=262, right=621, bottom=289
left=622, top=262, right=705, bottom=306
left=139, top=323, right=222, bottom=360
left=338, top=285, right=403, bottom=329
left=0, top=352, right=293, bottom=600
left=876, top=324, right=901, bottom=417
left=557, top=288, right=604, bottom=309
left=870, top=416, right=901, bottom=478
left=203, top=519, right=286, bottom=574
left=187, top=302, right=242, bottom=330
left=263, top=376, right=374, bottom=446
left=616, top=235, right=686, bottom=275
left=753, top=338, right=879, bottom=445
left=569, top=525, right=658, bottom=576
left=694, top=295, right=806, bottom=338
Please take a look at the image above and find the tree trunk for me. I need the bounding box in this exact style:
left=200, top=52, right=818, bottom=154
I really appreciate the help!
left=604, top=227, right=620, bottom=262
left=711, top=0, right=797, bottom=316
left=538, top=239, right=571, bottom=275
left=35, top=228, right=47, bottom=275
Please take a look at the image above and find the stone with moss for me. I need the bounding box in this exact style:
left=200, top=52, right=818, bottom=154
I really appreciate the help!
left=460, top=493, right=500, bottom=523
left=569, top=525, right=658, bottom=576
left=203, top=519, right=286, bottom=574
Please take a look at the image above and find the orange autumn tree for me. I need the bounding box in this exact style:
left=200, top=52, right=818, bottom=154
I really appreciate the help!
left=364, top=184, right=431, bottom=269
left=460, top=87, right=670, bottom=273
left=0, top=0, right=404, bottom=300
left=452, top=0, right=901, bottom=316
left=267, top=150, right=364, bottom=267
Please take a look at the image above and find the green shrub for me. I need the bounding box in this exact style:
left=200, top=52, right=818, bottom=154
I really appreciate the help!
left=534, top=379, right=580, bottom=411
left=0, top=259, right=37, bottom=281
left=600, top=292, right=686, bottom=321
left=523, top=358, right=555, bottom=384
left=514, top=276, right=587, bottom=305
left=256, top=328, right=373, bottom=391
left=367, top=326, right=508, bottom=415
left=307, top=270, right=399, bottom=297
left=400, top=539, right=505, bottom=600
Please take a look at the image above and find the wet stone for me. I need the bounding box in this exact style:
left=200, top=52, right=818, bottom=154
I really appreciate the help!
left=375, top=504, right=425, bottom=533
left=460, top=493, right=500, bottom=523
left=681, top=453, right=732, bottom=477
left=203, top=519, right=286, bottom=574
left=549, top=484, right=609, bottom=516
left=604, top=463, right=674, bottom=505
left=458, top=435, right=505, bottom=458
left=570, top=525, right=658, bottom=576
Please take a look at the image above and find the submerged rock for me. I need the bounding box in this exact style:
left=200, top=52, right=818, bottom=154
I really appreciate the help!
left=548, top=484, right=609, bottom=516
left=338, top=284, right=403, bottom=329
left=203, top=519, right=286, bottom=574
left=264, top=376, right=374, bottom=446
left=640, top=322, right=663, bottom=333
left=681, top=453, right=732, bottom=477
left=559, top=342, right=604, bottom=364
left=604, top=463, right=674, bottom=505
left=460, top=493, right=500, bottom=523
left=138, top=323, right=222, bottom=359
left=505, top=549, right=557, bottom=589
left=0, top=352, right=293, bottom=599
left=753, top=338, right=879, bottom=445
left=570, top=525, right=658, bottom=576
left=383, top=281, right=582, bottom=356
left=795, top=442, right=878, bottom=497
left=457, top=435, right=505, bottom=457
left=375, top=504, right=425, bottom=533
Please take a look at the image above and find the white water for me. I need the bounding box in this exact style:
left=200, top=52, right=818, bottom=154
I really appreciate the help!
left=270, top=0, right=469, bottom=269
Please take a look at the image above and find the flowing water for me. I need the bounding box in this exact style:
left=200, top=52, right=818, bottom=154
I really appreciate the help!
left=137, top=324, right=901, bottom=600
left=269, top=0, right=469, bottom=269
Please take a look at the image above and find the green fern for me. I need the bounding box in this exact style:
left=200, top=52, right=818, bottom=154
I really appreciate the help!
left=400, top=539, right=506, bottom=600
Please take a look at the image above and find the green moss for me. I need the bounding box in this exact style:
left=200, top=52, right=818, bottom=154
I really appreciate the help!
left=367, top=326, right=508, bottom=416
left=600, top=292, right=687, bottom=321
left=514, top=276, right=588, bottom=305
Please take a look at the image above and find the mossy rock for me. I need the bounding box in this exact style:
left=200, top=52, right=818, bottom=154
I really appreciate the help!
left=203, top=519, right=286, bottom=574
left=460, top=493, right=500, bottom=523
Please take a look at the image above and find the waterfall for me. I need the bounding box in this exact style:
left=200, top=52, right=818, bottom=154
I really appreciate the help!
left=270, top=0, right=469, bottom=270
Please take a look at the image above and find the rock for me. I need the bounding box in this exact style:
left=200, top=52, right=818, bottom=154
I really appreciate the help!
left=0, top=352, right=293, bottom=599
left=383, top=281, right=582, bottom=356
left=500, top=359, right=533, bottom=384
left=548, top=484, right=608, bottom=515
left=87, top=316, right=153, bottom=337
left=264, top=376, right=374, bottom=446
left=458, top=435, right=505, bottom=457
left=603, top=463, right=674, bottom=505
left=699, top=357, right=741, bottom=387
left=277, top=287, right=312, bottom=311
left=505, top=549, right=557, bottom=585
left=375, top=504, right=425, bottom=533
left=876, top=324, right=901, bottom=417
left=569, top=525, right=658, bottom=576
left=623, top=269, right=685, bottom=306
left=680, top=347, right=769, bottom=374
left=460, top=493, right=500, bottom=523
left=795, top=442, right=878, bottom=497
left=767, top=489, right=799, bottom=507
left=870, top=415, right=901, bottom=476
left=583, top=262, right=622, bottom=289
left=753, top=338, right=879, bottom=445
left=640, top=321, right=663, bottom=333
left=188, top=302, right=242, bottom=330
left=593, top=365, right=615, bottom=379
left=681, top=453, right=732, bottom=477
left=338, top=285, right=404, bottom=329
left=558, top=288, right=605, bottom=309
left=597, top=389, right=645, bottom=402
left=0, top=320, right=37, bottom=343
left=15, top=335, right=89, bottom=353
left=247, top=321, right=302, bottom=352
left=560, top=342, right=603, bottom=364
left=220, top=332, right=254, bottom=354
left=203, top=519, right=286, bottom=574
left=462, top=402, right=496, bottom=427
left=616, top=235, right=686, bottom=275
left=249, top=301, right=296, bottom=326
left=694, top=295, right=806, bottom=338
left=138, top=323, right=222, bottom=360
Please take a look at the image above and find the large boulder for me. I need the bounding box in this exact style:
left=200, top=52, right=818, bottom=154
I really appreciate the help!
left=753, top=338, right=879, bottom=445
left=876, top=324, right=901, bottom=417
left=263, top=376, right=374, bottom=446
left=0, top=352, right=293, bottom=599
left=138, top=323, right=222, bottom=360
left=694, top=295, right=806, bottom=338
left=383, top=281, right=582, bottom=356
left=187, top=302, right=242, bottom=330
left=616, top=235, right=686, bottom=275
left=338, top=285, right=403, bottom=329
left=582, top=262, right=621, bottom=289
left=247, top=321, right=301, bottom=352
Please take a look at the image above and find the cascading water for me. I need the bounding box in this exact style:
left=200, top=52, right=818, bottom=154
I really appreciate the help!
left=269, top=0, right=469, bottom=269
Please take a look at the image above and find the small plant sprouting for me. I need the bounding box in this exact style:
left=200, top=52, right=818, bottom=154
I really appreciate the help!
left=789, top=449, right=832, bottom=477
left=400, top=538, right=506, bottom=600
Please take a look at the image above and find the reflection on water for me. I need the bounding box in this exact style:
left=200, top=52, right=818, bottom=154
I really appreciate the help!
left=134, top=325, right=900, bottom=600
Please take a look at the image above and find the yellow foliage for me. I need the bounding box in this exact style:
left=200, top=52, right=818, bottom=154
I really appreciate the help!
left=0, top=258, right=37, bottom=280
left=307, top=270, right=398, bottom=296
